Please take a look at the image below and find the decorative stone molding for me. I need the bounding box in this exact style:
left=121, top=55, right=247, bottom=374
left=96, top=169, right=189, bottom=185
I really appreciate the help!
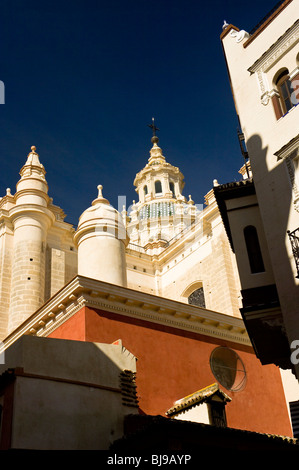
left=289, top=66, right=299, bottom=80
left=248, top=19, right=299, bottom=105
left=229, top=28, right=249, bottom=43
left=1, top=276, right=250, bottom=351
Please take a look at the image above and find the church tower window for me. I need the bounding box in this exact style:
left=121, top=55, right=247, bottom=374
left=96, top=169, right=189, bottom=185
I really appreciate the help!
left=143, top=185, right=148, bottom=196
left=188, top=286, right=206, bottom=308
left=155, top=180, right=162, bottom=195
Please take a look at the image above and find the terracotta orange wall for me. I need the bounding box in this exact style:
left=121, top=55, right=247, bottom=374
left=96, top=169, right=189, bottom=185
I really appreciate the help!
left=49, top=306, right=293, bottom=437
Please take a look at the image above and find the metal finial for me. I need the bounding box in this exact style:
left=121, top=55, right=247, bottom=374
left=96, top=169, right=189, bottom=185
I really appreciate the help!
left=31, top=145, right=37, bottom=153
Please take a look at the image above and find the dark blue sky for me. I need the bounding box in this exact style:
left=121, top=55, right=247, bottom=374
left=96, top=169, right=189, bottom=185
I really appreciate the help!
left=0, top=0, right=278, bottom=225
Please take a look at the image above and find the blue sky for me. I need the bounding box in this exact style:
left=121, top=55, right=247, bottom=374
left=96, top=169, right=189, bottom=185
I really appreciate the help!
left=0, top=0, right=278, bottom=225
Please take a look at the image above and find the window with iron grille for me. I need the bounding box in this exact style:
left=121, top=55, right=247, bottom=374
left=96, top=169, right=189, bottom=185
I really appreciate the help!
left=188, top=287, right=206, bottom=308
left=287, top=228, right=299, bottom=278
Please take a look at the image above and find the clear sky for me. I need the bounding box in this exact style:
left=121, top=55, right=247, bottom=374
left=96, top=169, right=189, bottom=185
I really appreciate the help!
left=0, top=0, right=279, bottom=225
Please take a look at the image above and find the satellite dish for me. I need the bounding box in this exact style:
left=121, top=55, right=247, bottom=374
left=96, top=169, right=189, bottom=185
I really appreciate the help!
left=210, top=347, right=246, bottom=392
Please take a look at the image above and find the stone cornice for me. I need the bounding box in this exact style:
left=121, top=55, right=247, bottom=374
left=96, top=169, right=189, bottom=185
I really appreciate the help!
left=9, top=203, right=56, bottom=229
left=248, top=19, right=299, bottom=74
left=1, top=276, right=250, bottom=351
left=274, top=133, right=299, bottom=160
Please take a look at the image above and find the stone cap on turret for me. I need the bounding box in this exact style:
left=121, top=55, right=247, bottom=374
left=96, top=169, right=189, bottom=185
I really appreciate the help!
left=15, top=146, right=49, bottom=204
left=19, top=146, right=46, bottom=182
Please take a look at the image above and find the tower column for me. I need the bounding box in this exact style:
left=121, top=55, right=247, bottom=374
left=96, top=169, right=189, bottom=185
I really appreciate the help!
left=8, top=146, right=54, bottom=333
left=174, top=180, right=181, bottom=197
left=8, top=214, right=49, bottom=331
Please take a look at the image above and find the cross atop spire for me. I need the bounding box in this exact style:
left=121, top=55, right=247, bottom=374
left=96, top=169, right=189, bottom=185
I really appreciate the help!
left=148, top=117, right=159, bottom=136
left=148, top=117, right=160, bottom=145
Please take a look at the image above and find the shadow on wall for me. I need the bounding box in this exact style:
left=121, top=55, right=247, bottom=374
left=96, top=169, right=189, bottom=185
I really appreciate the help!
left=0, top=335, right=138, bottom=450
left=246, top=133, right=299, bottom=340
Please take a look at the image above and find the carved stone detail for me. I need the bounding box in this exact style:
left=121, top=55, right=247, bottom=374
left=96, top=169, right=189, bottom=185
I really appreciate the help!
left=248, top=20, right=299, bottom=106
left=229, top=29, right=249, bottom=43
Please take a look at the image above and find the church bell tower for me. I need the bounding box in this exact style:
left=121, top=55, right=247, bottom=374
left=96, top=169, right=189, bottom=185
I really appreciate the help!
left=127, top=119, right=198, bottom=254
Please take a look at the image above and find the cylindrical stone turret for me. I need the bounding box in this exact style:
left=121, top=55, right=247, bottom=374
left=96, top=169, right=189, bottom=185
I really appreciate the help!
left=8, top=146, right=54, bottom=332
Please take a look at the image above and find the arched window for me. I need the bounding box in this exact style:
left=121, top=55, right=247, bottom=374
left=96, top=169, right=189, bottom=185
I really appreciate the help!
left=143, top=185, right=148, bottom=196
left=244, top=225, right=265, bottom=274
left=155, top=180, right=162, bottom=194
left=188, top=287, right=206, bottom=308
left=275, top=69, right=297, bottom=114
left=169, top=181, right=175, bottom=196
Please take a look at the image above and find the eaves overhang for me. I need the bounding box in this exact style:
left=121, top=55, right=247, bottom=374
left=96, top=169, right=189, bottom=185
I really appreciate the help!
left=240, top=304, right=292, bottom=369
left=166, top=382, right=232, bottom=417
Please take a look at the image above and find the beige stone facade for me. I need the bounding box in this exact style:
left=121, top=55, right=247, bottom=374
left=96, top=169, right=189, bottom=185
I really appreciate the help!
left=220, top=0, right=299, bottom=376
left=217, top=0, right=299, bottom=428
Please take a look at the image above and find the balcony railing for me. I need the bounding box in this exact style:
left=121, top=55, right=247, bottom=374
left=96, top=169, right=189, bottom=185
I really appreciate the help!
left=287, top=228, right=299, bottom=279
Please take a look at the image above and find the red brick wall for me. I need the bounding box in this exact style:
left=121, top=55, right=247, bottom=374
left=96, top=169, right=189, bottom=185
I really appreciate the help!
left=49, top=306, right=293, bottom=437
